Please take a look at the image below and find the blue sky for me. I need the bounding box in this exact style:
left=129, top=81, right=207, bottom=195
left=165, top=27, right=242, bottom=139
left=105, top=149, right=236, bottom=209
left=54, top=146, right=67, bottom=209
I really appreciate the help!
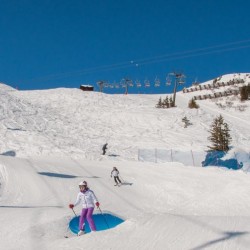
left=1, top=0, right=250, bottom=94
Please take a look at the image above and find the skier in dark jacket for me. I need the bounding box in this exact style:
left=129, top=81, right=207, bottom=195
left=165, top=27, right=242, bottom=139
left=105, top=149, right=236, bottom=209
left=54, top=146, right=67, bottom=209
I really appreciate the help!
left=102, top=143, right=108, bottom=155
left=111, top=167, right=122, bottom=185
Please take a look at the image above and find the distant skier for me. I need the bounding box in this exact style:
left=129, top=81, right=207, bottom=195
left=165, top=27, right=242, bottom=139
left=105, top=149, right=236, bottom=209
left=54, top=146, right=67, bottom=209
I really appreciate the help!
left=111, top=167, right=122, bottom=186
left=69, top=181, right=100, bottom=236
left=102, top=143, right=108, bottom=155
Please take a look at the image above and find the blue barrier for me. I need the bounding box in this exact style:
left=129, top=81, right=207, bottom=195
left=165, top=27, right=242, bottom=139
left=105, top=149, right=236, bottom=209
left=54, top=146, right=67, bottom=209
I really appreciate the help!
left=69, top=213, right=124, bottom=234
left=202, top=150, right=242, bottom=170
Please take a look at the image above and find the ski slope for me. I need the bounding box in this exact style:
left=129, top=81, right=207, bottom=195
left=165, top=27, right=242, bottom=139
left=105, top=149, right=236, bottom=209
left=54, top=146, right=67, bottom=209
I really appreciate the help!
left=0, top=75, right=250, bottom=250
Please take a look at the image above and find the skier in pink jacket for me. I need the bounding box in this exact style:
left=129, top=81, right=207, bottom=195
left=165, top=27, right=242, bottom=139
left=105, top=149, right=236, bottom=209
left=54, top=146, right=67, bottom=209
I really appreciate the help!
left=69, top=181, right=100, bottom=236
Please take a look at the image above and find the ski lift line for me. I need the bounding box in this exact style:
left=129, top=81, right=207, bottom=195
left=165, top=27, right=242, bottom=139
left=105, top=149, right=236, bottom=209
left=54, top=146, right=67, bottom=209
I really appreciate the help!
left=65, top=44, right=250, bottom=81
left=134, top=38, right=250, bottom=64
left=30, top=42, right=250, bottom=83
left=24, top=39, right=250, bottom=83
left=26, top=62, right=135, bottom=83
left=137, top=44, right=250, bottom=66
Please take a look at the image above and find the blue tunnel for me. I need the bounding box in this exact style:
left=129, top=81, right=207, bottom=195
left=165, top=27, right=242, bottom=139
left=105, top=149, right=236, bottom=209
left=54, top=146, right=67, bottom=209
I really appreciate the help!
left=69, top=213, right=124, bottom=234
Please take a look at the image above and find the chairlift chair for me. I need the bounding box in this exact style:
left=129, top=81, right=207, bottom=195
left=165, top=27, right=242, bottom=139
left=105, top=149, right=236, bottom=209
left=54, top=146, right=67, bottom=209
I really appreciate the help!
left=154, top=77, right=160, bottom=87
left=128, top=80, right=134, bottom=87
left=144, top=79, right=150, bottom=87
left=136, top=80, right=141, bottom=87
left=179, top=79, right=185, bottom=84
left=178, top=76, right=185, bottom=85
left=166, top=77, right=171, bottom=86
left=119, top=79, right=126, bottom=88
left=192, top=77, right=199, bottom=86
left=121, top=83, right=126, bottom=88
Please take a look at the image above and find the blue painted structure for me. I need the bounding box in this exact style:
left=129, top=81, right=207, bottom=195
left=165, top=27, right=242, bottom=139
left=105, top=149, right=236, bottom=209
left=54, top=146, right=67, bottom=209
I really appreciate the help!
left=202, top=150, right=242, bottom=170
left=69, top=213, right=124, bottom=234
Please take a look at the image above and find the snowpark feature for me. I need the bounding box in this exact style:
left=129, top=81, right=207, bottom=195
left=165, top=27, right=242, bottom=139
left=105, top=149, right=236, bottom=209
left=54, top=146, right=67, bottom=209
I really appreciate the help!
left=0, top=74, right=250, bottom=249
left=68, top=213, right=124, bottom=235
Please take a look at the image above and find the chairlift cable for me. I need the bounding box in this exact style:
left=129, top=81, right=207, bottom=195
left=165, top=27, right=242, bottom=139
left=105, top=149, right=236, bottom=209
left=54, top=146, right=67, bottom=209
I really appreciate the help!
left=24, top=38, right=250, bottom=83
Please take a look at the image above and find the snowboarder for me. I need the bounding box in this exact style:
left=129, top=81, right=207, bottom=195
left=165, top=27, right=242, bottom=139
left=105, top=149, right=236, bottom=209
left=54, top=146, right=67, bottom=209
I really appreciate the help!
left=102, top=143, right=108, bottom=155
left=69, top=181, right=100, bottom=236
left=111, top=167, right=122, bottom=186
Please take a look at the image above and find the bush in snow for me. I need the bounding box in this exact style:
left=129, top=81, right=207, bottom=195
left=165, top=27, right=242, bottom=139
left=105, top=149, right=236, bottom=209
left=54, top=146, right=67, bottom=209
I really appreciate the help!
left=188, top=98, right=199, bottom=109
left=182, top=116, right=192, bottom=128
left=240, top=85, right=250, bottom=101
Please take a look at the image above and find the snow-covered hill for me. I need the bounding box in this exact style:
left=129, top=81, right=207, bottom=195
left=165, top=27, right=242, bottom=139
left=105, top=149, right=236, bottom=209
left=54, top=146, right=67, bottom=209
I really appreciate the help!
left=1, top=74, right=249, bottom=160
left=0, top=75, right=250, bottom=250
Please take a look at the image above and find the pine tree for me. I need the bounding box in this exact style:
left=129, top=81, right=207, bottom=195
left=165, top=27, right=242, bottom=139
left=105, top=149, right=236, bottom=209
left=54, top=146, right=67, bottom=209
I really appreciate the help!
left=208, top=115, right=231, bottom=151
left=169, top=96, right=174, bottom=107
left=163, top=96, right=169, bottom=108
left=222, top=122, right=231, bottom=151
left=156, top=97, right=163, bottom=108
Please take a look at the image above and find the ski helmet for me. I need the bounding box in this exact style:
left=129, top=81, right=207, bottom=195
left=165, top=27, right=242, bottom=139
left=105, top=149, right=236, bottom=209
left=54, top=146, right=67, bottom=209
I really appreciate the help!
left=79, top=181, right=87, bottom=187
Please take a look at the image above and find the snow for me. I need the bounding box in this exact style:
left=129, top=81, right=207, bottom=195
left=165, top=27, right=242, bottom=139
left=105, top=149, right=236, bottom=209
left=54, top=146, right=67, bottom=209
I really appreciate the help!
left=0, top=75, right=250, bottom=250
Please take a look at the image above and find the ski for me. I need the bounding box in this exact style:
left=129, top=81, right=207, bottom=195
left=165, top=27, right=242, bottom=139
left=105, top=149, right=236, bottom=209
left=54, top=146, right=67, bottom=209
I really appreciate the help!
left=64, top=234, right=75, bottom=238
left=64, top=230, right=78, bottom=238
left=64, top=233, right=84, bottom=238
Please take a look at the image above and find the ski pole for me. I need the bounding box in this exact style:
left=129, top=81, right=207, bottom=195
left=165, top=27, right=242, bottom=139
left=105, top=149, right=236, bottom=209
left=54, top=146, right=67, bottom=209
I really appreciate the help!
left=119, top=175, right=125, bottom=183
left=98, top=206, right=110, bottom=228
left=71, top=208, right=77, bottom=217
left=120, top=175, right=132, bottom=185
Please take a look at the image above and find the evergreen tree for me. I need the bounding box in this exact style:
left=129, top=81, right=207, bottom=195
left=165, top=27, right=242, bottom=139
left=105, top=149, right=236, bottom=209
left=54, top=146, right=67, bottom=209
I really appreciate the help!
left=169, top=96, right=174, bottom=107
left=163, top=96, right=169, bottom=108
left=156, top=97, right=163, bottom=108
left=222, top=122, right=231, bottom=151
left=208, top=115, right=231, bottom=151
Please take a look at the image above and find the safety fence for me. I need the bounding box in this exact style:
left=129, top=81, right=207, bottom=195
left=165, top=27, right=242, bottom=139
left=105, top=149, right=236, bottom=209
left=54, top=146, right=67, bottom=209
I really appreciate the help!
left=138, top=148, right=250, bottom=170
left=138, top=149, right=205, bottom=167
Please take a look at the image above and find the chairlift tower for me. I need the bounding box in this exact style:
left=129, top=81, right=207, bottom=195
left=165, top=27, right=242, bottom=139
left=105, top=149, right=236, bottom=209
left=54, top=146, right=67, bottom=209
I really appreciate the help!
left=168, top=72, right=186, bottom=106
left=122, top=78, right=132, bottom=94
left=97, top=80, right=106, bottom=93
